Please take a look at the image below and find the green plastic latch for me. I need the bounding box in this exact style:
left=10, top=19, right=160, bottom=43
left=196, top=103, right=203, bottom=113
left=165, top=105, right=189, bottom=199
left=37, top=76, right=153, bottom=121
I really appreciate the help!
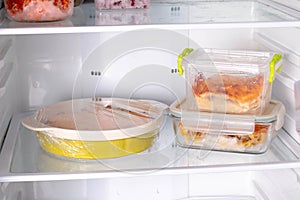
left=177, top=48, right=194, bottom=75
left=268, top=54, right=282, bottom=83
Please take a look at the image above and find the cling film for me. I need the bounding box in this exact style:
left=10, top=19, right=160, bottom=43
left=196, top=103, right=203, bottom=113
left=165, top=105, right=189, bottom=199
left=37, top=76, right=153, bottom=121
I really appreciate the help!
left=22, top=98, right=168, bottom=160
left=37, top=130, right=158, bottom=160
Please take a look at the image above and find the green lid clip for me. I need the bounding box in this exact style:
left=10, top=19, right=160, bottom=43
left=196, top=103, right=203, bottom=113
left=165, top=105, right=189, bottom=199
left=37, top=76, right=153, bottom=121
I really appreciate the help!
left=268, top=54, right=283, bottom=83
left=177, top=48, right=194, bottom=76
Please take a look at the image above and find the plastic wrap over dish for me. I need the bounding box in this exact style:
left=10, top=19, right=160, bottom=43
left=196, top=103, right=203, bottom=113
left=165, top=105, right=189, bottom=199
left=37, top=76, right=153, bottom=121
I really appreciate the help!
left=170, top=98, right=285, bottom=153
left=22, top=98, right=168, bottom=160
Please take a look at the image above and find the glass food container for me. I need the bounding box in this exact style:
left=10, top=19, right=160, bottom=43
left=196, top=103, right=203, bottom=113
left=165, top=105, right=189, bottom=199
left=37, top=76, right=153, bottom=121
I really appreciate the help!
left=178, top=48, right=283, bottom=115
left=170, top=98, right=285, bottom=154
left=95, top=0, right=150, bottom=10
left=22, top=98, right=167, bottom=160
left=5, top=0, right=74, bottom=22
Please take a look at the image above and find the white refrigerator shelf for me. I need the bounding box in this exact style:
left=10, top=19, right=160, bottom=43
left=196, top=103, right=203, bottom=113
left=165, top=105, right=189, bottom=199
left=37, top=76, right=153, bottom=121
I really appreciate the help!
left=0, top=112, right=300, bottom=182
left=0, top=0, right=300, bottom=35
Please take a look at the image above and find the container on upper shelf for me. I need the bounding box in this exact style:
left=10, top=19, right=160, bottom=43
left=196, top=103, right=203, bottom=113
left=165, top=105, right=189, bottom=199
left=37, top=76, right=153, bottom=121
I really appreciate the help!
left=74, top=0, right=84, bottom=7
left=170, top=98, right=285, bottom=154
left=95, top=0, right=150, bottom=10
left=4, top=0, right=74, bottom=22
left=95, top=8, right=150, bottom=25
left=177, top=48, right=283, bottom=115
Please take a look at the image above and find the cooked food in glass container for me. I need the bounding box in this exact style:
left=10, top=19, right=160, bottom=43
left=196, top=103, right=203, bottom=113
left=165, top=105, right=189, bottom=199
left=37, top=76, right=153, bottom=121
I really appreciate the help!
left=170, top=98, right=285, bottom=153
left=178, top=48, right=283, bottom=114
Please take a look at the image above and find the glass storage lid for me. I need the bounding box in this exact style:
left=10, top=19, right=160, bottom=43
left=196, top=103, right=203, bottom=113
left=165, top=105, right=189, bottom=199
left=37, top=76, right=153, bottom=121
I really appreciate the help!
left=179, top=48, right=283, bottom=75
left=169, top=99, right=285, bottom=135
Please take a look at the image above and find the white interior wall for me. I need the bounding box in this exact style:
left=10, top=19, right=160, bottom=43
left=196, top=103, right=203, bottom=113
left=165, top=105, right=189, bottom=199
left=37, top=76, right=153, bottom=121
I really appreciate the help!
left=189, top=171, right=254, bottom=198
left=252, top=169, right=300, bottom=200
left=268, top=0, right=300, bottom=11
left=253, top=27, right=300, bottom=143
left=1, top=175, right=189, bottom=200
left=0, top=36, right=17, bottom=148
left=15, top=34, right=82, bottom=112
left=254, top=27, right=300, bottom=66
left=13, top=29, right=256, bottom=111
left=1, top=182, right=34, bottom=200
left=188, top=29, right=258, bottom=50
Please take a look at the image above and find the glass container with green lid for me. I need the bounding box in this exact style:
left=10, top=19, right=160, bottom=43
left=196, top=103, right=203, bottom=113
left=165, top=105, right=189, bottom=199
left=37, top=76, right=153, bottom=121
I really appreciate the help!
left=178, top=48, right=283, bottom=115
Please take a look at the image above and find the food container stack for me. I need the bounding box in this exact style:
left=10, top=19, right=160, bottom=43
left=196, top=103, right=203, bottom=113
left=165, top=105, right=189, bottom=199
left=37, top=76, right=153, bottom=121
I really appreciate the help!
left=172, top=48, right=285, bottom=153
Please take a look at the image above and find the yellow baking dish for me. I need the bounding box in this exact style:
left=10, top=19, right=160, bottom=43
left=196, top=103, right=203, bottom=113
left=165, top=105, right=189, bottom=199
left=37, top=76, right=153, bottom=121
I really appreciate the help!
left=36, top=130, right=158, bottom=160
left=22, top=98, right=167, bottom=160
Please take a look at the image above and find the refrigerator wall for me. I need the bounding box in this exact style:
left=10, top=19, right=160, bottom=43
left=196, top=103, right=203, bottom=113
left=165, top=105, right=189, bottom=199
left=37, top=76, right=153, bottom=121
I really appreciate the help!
left=1, top=0, right=300, bottom=199
left=254, top=27, right=300, bottom=143
left=0, top=36, right=15, bottom=148
left=10, top=29, right=261, bottom=110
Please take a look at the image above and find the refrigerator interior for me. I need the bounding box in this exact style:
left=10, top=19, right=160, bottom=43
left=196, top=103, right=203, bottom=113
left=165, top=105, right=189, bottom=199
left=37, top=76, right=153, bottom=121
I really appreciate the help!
left=1, top=0, right=300, bottom=199
left=2, top=169, right=300, bottom=200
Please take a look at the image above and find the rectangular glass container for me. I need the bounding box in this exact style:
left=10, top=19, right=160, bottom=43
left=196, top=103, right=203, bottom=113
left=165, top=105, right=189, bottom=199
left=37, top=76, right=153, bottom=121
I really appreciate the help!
left=170, top=99, right=285, bottom=154
left=180, top=49, right=283, bottom=115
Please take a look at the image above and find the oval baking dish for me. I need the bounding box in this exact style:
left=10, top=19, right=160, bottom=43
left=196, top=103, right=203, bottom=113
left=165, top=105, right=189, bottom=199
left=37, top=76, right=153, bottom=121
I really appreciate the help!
left=22, top=98, right=168, bottom=160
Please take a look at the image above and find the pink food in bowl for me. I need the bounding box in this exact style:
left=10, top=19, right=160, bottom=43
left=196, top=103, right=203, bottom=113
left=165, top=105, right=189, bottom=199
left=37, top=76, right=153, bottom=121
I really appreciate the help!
left=5, top=0, right=74, bottom=22
left=95, top=0, right=150, bottom=10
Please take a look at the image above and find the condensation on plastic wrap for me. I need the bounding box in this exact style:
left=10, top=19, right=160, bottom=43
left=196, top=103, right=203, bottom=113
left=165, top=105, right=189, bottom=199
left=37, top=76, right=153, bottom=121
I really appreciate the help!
left=22, top=98, right=167, bottom=160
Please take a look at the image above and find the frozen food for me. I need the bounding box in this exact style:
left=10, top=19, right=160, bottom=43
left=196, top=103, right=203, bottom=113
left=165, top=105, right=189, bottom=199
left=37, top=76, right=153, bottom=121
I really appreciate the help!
left=95, top=0, right=150, bottom=10
left=5, top=0, right=73, bottom=22
left=95, top=9, right=150, bottom=25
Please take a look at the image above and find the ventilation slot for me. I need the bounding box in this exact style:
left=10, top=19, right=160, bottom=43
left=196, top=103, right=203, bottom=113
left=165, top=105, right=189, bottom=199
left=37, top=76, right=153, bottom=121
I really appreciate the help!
left=90, top=71, right=101, bottom=76
left=92, top=97, right=102, bottom=102
left=171, top=68, right=178, bottom=74
left=171, top=6, right=180, bottom=11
